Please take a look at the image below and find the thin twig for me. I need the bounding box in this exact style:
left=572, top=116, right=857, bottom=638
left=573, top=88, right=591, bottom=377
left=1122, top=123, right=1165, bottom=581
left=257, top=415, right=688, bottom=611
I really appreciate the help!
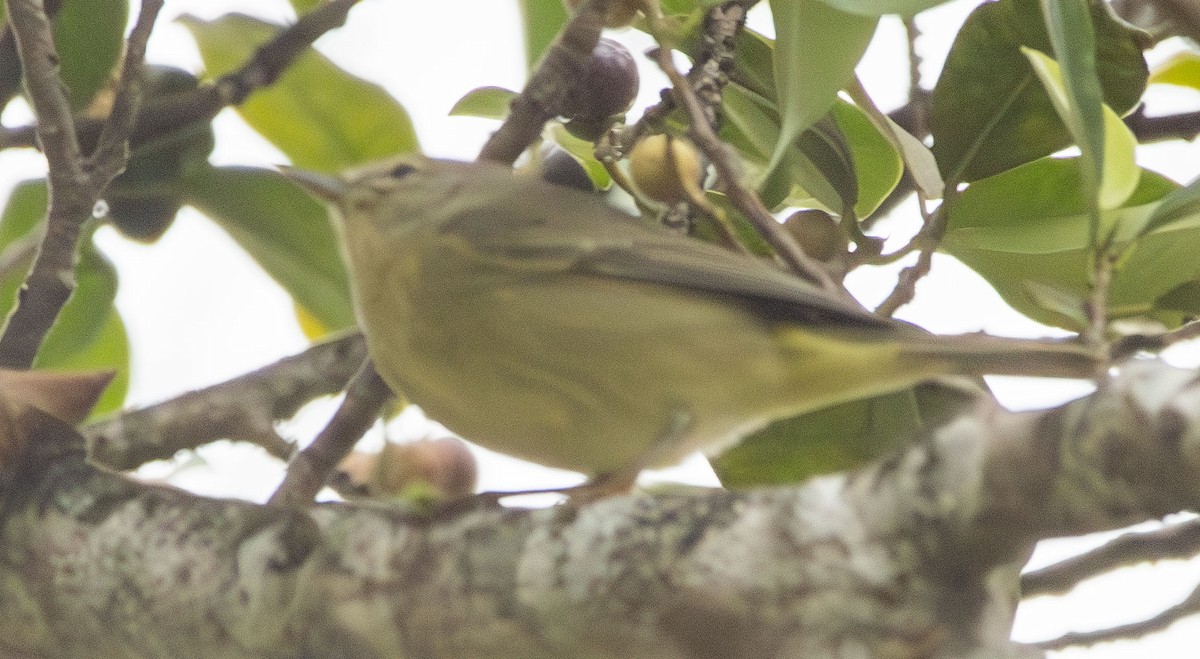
left=268, top=360, right=392, bottom=507
left=0, top=0, right=362, bottom=156
left=84, top=332, right=367, bottom=471
left=1111, top=320, right=1200, bottom=360
left=1022, top=518, right=1200, bottom=598
left=476, top=0, right=605, bottom=165
left=88, top=0, right=162, bottom=181
left=0, top=0, right=161, bottom=368
left=1036, top=578, right=1200, bottom=650
left=648, top=46, right=837, bottom=291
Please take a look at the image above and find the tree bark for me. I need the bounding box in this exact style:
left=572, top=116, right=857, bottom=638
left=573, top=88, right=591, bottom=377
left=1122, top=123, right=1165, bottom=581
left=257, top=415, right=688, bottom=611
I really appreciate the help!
left=2, top=361, right=1199, bottom=657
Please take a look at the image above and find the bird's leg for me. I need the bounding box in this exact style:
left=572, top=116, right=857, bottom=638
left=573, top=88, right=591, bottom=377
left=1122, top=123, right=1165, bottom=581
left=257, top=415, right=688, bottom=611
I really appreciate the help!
left=477, top=407, right=695, bottom=505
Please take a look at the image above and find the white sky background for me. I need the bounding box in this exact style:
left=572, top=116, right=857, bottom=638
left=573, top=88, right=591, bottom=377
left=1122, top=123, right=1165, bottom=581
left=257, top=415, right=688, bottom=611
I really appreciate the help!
left=3, top=0, right=1200, bottom=654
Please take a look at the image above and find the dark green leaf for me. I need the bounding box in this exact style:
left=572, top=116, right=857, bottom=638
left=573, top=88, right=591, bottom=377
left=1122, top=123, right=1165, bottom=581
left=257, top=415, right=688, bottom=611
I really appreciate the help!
left=181, top=165, right=355, bottom=334
left=929, top=0, right=1148, bottom=184
left=180, top=14, right=419, bottom=172
left=55, top=0, right=128, bottom=109
left=714, top=382, right=978, bottom=487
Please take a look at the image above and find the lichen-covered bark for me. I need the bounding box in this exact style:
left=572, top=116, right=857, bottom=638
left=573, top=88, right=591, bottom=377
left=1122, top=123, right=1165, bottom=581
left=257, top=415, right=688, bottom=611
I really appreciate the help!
left=3, top=361, right=1200, bottom=657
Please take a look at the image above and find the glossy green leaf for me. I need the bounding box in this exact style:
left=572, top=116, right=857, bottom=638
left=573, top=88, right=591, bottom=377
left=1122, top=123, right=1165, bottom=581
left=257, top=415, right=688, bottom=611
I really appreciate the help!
left=846, top=80, right=943, bottom=199
left=1022, top=48, right=1139, bottom=210
left=449, top=86, right=518, bottom=120
left=765, top=0, right=877, bottom=185
left=816, top=0, right=953, bottom=16
left=829, top=102, right=904, bottom=218
left=714, top=382, right=978, bottom=487
left=55, top=0, right=128, bottom=109
left=520, top=0, right=569, bottom=69
left=180, top=14, right=419, bottom=172
left=721, top=86, right=900, bottom=217
left=941, top=157, right=1199, bottom=330
left=182, top=166, right=356, bottom=334
left=929, top=0, right=1148, bottom=184
left=0, top=181, right=127, bottom=412
left=1149, top=51, right=1200, bottom=91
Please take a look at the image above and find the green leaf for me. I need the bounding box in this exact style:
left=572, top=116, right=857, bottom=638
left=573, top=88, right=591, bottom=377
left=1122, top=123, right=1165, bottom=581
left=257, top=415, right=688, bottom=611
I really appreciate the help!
left=0, top=181, right=127, bottom=412
left=181, top=165, right=356, bottom=334
left=520, top=0, right=569, bottom=69
left=721, top=87, right=900, bottom=217
left=829, top=102, right=904, bottom=218
left=179, top=14, right=419, bottom=172
left=816, top=0, right=953, bottom=16
left=929, top=0, right=1148, bottom=184
left=845, top=80, right=943, bottom=200
left=1148, top=50, right=1200, bottom=91
left=1037, top=0, right=1105, bottom=213
left=55, top=0, right=128, bottom=109
left=1141, top=173, right=1200, bottom=236
left=449, top=86, right=518, bottom=120
left=714, top=382, right=978, bottom=487
left=941, top=157, right=1199, bottom=330
left=765, top=0, right=877, bottom=186
left=289, top=0, right=324, bottom=13
left=547, top=124, right=612, bottom=190
left=1022, top=48, right=1139, bottom=211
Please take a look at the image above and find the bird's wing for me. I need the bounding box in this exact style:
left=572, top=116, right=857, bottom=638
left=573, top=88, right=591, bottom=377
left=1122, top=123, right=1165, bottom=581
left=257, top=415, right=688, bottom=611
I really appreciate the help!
left=440, top=180, right=897, bottom=331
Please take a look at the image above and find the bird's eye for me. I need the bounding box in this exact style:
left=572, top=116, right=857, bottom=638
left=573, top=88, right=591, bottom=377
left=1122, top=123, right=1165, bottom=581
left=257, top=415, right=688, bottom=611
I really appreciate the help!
left=390, top=163, right=418, bottom=179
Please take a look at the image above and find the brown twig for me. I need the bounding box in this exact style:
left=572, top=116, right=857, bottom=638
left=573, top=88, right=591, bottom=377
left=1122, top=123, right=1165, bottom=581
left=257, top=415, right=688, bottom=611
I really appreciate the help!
left=648, top=46, right=837, bottom=291
left=1111, top=320, right=1200, bottom=360
left=268, top=359, right=391, bottom=507
left=1022, top=518, right=1200, bottom=598
left=1036, top=579, right=1200, bottom=650
left=1, top=0, right=362, bottom=155
left=476, top=0, right=605, bottom=165
left=83, top=332, right=367, bottom=471
left=0, top=0, right=161, bottom=369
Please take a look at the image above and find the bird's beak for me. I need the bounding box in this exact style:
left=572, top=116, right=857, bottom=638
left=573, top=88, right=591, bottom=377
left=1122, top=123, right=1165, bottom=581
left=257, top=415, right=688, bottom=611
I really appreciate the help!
left=278, top=165, right=347, bottom=203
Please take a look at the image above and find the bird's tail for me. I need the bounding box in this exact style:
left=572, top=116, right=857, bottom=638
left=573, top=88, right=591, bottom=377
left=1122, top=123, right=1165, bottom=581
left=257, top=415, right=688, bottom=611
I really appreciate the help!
left=901, top=334, right=1103, bottom=380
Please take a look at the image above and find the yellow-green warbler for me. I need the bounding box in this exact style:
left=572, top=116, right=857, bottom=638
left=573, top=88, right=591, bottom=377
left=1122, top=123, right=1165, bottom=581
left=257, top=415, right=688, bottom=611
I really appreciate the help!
left=285, top=155, right=1098, bottom=488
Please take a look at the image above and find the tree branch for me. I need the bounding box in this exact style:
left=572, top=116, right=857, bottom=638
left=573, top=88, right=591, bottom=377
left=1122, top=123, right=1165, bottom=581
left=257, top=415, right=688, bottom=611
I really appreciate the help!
left=7, top=360, right=1200, bottom=655
left=267, top=359, right=390, bottom=507
left=83, top=332, right=366, bottom=471
left=476, top=0, right=605, bottom=165
left=1021, top=517, right=1200, bottom=598
left=0, top=0, right=161, bottom=369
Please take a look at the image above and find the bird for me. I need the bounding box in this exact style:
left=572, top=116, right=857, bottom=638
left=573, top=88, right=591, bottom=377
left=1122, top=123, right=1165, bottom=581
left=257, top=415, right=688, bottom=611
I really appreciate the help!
left=283, top=154, right=1100, bottom=492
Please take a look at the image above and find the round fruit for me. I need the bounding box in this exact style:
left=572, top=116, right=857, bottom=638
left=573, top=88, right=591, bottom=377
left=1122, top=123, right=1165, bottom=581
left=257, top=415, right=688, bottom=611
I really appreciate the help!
left=783, top=209, right=844, bottom=262
left=560, top=38, right=639, bottom=123
left=628, top=134, right=703, bottom=205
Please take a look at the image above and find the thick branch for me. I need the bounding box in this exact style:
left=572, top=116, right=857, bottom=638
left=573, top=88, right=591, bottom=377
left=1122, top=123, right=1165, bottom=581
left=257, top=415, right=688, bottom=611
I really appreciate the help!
left=10, top=361, right=1200, bottom=655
